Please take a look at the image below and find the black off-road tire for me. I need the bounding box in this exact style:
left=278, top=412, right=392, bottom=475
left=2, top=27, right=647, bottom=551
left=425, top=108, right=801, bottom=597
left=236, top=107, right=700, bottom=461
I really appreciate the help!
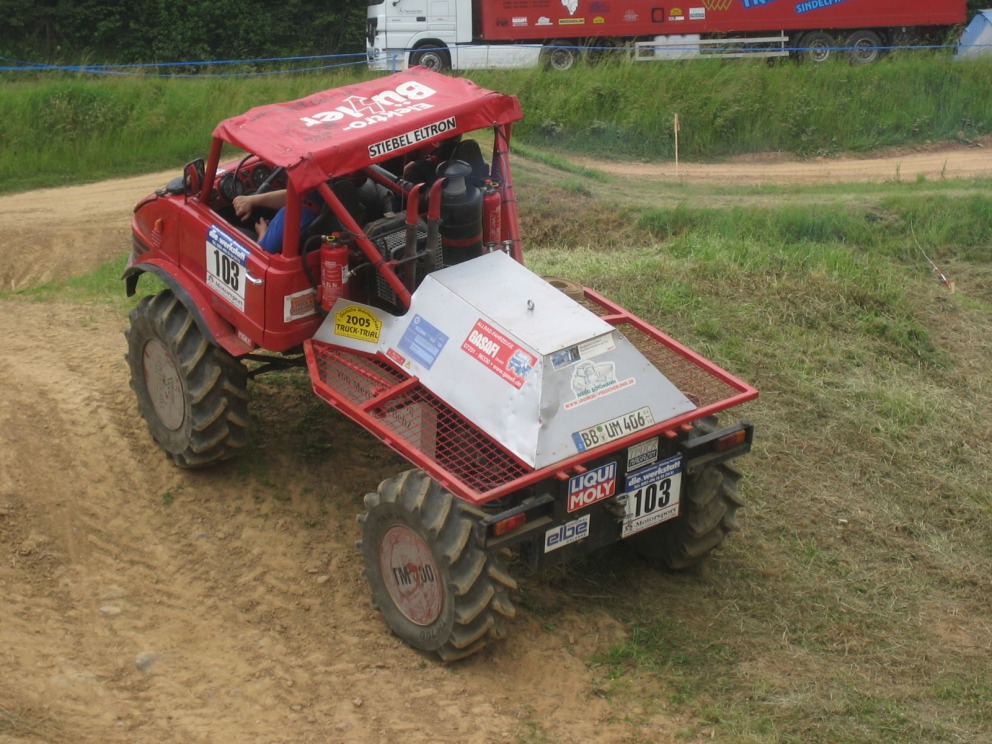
left=125, top=289, right=249, bottom=468
left=358, top=470, right=516, bottom=662
left=626, top=417, right=745, bottom=570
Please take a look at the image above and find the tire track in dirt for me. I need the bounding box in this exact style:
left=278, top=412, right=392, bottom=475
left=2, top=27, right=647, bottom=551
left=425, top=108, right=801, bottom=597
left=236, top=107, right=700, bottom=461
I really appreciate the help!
left=0, top=289, right=648, bottom=740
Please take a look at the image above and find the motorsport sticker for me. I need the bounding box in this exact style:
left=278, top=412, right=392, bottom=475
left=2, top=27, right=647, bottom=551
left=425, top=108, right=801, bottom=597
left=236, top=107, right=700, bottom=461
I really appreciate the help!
left=461, top=319, right=536, bottom=389
left=206, top=225, right=250, bottom=312
left=283, top=288, right=317, bottom=323
left=567, top=462, right=617, bottom=513
left=334, top=305, right=382, bottom=344
left=620, top=454, right=683, bottom=537
left=398, top=314, right=449, bottom=370
left=544, top=514, right=591, bottom=553
left=627, top=437, right=659, bottom=470
left=572, top=406, right=655, bottom=453
left=550, top=333, right=616, bottom=371
left=368, top=116, right=457, bottom=158
left=689, top=7, right=705, bottom=20
left=564, top=360, right=635, bottom=410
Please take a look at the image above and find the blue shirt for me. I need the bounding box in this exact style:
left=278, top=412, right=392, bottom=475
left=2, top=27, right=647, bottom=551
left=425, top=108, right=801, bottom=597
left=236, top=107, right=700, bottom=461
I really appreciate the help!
left=258, top=190, right=325, bottom=253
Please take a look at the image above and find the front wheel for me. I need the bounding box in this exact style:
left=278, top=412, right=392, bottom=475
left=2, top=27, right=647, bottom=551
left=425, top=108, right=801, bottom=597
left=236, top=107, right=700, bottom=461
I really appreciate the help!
left=625, top=418, right=745, bottom=570
left=359, top=470, right=516, bottom=661
left=410, top=45, right=450, bottom=72
left=126, top=289, right=249, bottom=468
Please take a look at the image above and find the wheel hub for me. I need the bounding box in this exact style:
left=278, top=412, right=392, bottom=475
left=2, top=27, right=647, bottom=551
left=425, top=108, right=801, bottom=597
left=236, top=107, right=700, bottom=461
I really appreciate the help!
left=380, top=525, right=443, bottom=626
left=143, top=339, right=185, bottom=431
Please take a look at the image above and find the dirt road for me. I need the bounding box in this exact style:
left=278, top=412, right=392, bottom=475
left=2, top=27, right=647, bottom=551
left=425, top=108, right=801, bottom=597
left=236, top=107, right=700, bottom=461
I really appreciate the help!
left=1, top=144, right=989, bottom=743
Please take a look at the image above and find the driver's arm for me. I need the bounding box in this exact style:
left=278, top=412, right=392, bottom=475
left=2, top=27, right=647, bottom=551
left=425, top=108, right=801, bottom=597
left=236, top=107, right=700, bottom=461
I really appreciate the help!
left=233, top=189, right=287, bottom=220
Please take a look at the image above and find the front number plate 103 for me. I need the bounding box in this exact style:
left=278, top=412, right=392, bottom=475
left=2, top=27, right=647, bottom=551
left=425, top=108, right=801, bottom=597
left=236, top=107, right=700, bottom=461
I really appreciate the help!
left=621, top=454, right=683, bottom=538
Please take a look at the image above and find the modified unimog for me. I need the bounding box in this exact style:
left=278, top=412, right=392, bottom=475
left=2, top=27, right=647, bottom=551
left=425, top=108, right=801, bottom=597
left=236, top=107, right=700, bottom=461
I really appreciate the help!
left=125, top=69, right=758, bottom=661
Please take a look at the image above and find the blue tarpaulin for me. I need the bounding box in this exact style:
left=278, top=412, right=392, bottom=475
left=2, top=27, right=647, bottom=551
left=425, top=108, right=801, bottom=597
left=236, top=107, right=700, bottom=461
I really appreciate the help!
left=957, top=10, right=992, bottom=59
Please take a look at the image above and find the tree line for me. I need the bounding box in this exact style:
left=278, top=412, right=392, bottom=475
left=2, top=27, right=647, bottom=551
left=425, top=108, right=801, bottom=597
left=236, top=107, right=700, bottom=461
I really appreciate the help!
left=0, top=0, right=367, bottom=64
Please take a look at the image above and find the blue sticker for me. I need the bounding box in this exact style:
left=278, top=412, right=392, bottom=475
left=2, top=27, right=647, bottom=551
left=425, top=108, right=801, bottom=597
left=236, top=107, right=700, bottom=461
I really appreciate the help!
left=397, top=314, right=449, bottom=370
left=207, top=225, right=250, bottom=266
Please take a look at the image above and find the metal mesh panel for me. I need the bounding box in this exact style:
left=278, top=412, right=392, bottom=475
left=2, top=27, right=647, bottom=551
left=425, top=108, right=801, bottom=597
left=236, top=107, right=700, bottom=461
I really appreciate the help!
left=576, top=296, right=744, bottom=408
left=617, top=325, right=740, bottom=408
left=310, top=344, right=529, bottom=495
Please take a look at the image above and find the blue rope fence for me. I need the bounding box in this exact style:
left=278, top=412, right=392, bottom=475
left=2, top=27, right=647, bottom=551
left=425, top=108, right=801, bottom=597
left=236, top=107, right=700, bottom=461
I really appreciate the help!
left=0, top=41, right=983, bottom=76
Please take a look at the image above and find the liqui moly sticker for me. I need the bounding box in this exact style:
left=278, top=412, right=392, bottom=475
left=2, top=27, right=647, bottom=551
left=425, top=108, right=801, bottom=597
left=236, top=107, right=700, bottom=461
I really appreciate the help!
left=567, top=462, right=617, bottom=512
left=461, top=319, right=536, bottom=389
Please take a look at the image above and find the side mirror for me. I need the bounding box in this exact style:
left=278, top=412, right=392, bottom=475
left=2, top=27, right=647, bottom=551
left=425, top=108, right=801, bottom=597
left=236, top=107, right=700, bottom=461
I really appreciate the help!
left=183, top=159, right=206, bottom=198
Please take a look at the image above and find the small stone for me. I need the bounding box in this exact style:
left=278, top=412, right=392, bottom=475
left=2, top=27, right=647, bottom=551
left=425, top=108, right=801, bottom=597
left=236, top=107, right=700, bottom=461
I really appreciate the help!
left=17, top=540, right=35, bottom=556
left=135, top=651, right=158, bottom=672
left=352, top=697, right=364, bottom=708
left=100, top=605, right=122, bottom=617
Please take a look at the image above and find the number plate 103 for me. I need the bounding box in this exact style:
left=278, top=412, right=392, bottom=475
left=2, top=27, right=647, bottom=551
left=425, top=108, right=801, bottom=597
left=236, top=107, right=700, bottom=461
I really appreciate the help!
left=620, top=454, right=683, bottom=538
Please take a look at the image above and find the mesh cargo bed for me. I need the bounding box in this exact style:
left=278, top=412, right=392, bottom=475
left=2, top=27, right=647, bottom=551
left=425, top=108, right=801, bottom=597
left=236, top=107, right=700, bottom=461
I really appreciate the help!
left=305, top=287, right=757, bottom=506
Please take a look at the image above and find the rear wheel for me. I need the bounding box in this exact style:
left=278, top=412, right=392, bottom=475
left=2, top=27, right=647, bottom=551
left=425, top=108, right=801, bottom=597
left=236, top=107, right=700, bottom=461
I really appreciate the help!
left=798, top=30, right=836, bottom=63
left=359, top=470, right=516, bottom=661
left=845, top=30, right=883, bottom=65
left=625, top=418, right=745, bottom=570
left=543, top=42, right=582, bottom=71
left=126, top=289, right=249, bottom=468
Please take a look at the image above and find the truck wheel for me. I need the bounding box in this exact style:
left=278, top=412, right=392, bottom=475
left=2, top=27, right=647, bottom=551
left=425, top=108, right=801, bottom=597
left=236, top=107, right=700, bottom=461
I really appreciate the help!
left=798, top=30, right=836, bottom=63
left=126, top=289, right=249, bottom=468
left=625, top=418, right=744, bottom=570
left=410, top=45, right=450, bottom=72
left=543, top=42, right=581, bottom=71
left=845, top=30, right=883, bottom=65
left=358, top=470, right=517, bottom=662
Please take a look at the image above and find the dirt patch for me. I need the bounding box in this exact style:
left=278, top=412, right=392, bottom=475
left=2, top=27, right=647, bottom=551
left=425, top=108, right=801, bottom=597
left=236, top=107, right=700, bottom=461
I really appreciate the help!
left=0, top=145, right=987, bottom=742
left=572, top=135, right=992, bottom=185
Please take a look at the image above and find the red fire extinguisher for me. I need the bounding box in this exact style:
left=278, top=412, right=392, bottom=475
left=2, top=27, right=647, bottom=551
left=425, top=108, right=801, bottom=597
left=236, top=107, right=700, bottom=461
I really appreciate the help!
left=318, top=235, right=349, bottom=312
left=482, top=180, right=502, bottom=249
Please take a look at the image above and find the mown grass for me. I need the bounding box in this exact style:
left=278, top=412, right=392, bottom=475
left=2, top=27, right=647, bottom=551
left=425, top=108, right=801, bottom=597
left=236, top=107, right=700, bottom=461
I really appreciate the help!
left=518, top=162, right=992, bottom=742
left=4, top=61, right=992, bottom=742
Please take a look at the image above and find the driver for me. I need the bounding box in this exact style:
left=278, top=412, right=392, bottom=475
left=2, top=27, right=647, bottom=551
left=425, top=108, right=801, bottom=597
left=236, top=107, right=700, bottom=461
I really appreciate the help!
left=233, top=189, right=325, bottom=253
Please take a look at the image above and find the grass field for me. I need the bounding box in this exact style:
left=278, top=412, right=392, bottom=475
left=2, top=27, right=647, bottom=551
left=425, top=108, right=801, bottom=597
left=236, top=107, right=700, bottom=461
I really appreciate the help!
left=514, top=157, right=992, bottom=742
left=3, top=55, right=992, bottom=192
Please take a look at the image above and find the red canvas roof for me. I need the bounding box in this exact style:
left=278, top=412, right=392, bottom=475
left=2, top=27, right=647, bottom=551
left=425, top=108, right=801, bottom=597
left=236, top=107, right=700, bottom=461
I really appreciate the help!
left=213, top=68, right=524, bottom=191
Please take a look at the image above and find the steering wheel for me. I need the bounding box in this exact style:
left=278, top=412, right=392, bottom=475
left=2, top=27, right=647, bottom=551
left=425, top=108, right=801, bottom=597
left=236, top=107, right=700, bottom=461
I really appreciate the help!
left=254, top=166, right=285, bottom=195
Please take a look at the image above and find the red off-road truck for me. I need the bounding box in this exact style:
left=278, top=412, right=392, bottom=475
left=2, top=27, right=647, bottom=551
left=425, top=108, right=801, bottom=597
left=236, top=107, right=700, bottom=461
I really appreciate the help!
left=125, top=69, right=757, bottom=661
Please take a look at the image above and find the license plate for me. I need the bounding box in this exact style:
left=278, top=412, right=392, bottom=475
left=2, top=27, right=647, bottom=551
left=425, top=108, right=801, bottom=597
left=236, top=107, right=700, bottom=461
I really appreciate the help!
left=621, top=454, right=682, bottom=538
left=572, top=406, right=654, bottom=453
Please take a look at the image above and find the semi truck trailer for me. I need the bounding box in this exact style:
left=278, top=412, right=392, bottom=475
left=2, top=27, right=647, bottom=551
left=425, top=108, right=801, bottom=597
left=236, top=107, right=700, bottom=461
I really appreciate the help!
left=366, top=0, right=967, bottom=70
